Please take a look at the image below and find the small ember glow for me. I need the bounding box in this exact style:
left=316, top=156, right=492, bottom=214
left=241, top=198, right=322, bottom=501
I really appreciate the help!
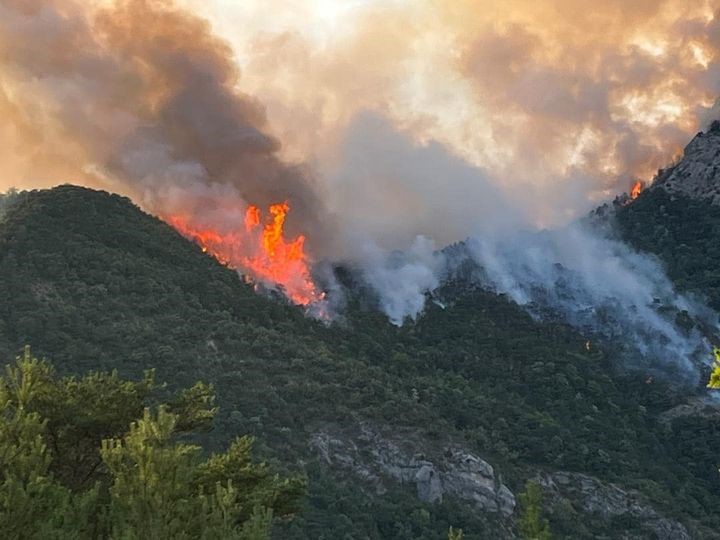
left=167, top=202, right=323, bottom=306
left=630, top=180, right=644, bottom=200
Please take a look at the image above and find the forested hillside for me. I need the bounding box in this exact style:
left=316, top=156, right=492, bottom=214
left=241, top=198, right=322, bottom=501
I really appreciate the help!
left=616, top=187, right=720, bottom=311
left=0, top=185, right=718, bottom=539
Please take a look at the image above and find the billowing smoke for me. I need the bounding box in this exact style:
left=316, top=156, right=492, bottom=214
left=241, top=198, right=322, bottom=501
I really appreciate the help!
left=0, top=0, right=332, bottom=253
left=2, top=0, right=720, bottom=247
left=185, top=0, right=720, bottom=225
left=320, top=112, right=523, bottom=257
left=356, top=236, right=444, bottom=325
left=454, top=224, right=715, bottom=379
left=322, top=113, right=715, bottom=382
left=309, top=106, right=717, bottom=378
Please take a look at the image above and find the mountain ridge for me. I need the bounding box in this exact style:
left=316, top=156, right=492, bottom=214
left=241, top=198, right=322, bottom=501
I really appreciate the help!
left=648, top=120, right=720, bottom=204
left=0, top=184, right=719, bottom=538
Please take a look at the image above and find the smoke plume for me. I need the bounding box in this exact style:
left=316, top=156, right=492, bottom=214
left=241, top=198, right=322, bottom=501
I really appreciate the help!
left=451, top=224, right=715, bottom=380
left=183, top=0, right=720, bottom=224
left=3, top=0, right=720, bottom=247
left=0, top=0, right=331, bottom=252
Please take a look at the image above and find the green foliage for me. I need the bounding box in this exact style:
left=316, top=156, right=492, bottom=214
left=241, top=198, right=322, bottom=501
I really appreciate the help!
left=194, top=436, right=306, bottom=521
left=616, top=188, right=720, bottom=310
left=1, top=186, right=719, bottom=538
left=518, top=481, right=551, bottom=540
left=448, top=526, right=464, bottom=539
left=0, top=357, right=98, bottom=538
left=167, top=381, right=218, bottom=433
left=0, top=347, right=157, bottom=490
left=101, top=406, right=270, bottom=539
left=0, top=188, right=18, bottom=223
left=708, top=348, right=720, bottom=389
left=0, top=347, right=303, bottom=539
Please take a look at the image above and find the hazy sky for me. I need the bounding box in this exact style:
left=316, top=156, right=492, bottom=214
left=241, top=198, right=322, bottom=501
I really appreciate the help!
left=179, top=0, right=719, bottom=221
left=1, top=0, right=719, bottom=253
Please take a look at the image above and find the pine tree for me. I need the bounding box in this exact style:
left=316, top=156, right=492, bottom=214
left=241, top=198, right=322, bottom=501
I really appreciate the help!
left=101, top=406, right=259, bottom=539
left=518, top=480, right=552, bottom=540
left=0, top=347, right=97, bottom=538
left=0, top=347, right=304, bottom=539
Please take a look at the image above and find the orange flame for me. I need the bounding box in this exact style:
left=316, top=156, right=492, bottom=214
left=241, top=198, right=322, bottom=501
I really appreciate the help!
left=166, top=202, right=322, bottom=306
left=630, top=180, right=643, bottom=200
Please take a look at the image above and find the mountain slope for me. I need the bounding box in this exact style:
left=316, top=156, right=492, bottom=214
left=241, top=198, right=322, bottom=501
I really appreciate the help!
left=613, top=123, right=720, bottom=313
left=0, top=185, right=718, bottom=538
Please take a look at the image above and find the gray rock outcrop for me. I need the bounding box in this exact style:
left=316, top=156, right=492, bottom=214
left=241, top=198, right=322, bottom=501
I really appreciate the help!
left=538, top=471, right=690, bottom=540
left=651, top=121, right=720, bottom=203
left=310, top=424, right=515, bottom=516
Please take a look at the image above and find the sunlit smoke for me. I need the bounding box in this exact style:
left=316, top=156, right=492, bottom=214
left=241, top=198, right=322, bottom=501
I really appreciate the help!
left=182, top=0, right=720, bottom=226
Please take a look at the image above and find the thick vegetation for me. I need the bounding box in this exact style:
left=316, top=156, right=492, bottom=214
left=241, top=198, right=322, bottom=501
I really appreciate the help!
left=615, top=187, right=720, bottom=310
left=0, top=347, right=303, bottom=539
left=0, top=186, right=718, bottom=538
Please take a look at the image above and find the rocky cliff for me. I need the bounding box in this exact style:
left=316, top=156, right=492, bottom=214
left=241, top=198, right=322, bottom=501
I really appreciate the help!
left=537, top=471, right=691, bottom=540
left=311, top=423, right=516, bottom=517
left=651, top=121, right=720, bottom=203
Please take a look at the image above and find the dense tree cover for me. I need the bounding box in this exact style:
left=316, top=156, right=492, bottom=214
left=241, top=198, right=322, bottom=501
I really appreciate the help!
left=0, top=186, right=718, bottom=538
left=615, top=187, right=720, bottom=310
left=0, top=347, right=303, bottom=539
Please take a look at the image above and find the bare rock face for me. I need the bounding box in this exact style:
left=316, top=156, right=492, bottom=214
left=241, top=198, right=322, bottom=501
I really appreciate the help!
left=538, top=472, right=690, bottom=540
left=651, top=121, right=720, bottom=203
left=442, top=450, right=515, bottom=515
left=659, top=395, right=720, bottom=425
left=309, top=425, right=695, bottom=536
left=310, top=424, right=515, bottom=517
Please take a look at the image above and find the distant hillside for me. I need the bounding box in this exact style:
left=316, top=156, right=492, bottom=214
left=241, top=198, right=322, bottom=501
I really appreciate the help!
left=0, top=185, right=718, bottom=539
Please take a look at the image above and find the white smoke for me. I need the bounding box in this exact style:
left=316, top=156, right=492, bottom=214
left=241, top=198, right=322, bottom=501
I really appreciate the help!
left=460, top=223, right=715, bottom=376
left=354, top=218, right=716, bottom=378
left=356, top=236, right=444, bottom=326
left=319, top=113, right=716, bottom=379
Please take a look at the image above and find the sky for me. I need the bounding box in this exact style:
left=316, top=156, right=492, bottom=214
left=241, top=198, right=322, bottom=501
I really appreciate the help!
left=1, top=0, right=719, bottom=254
left=180, top=0, right=720, bottom=224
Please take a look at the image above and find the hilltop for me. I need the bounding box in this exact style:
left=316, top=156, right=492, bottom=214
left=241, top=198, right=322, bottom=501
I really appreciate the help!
left=649, top=121, right=720, bottom=205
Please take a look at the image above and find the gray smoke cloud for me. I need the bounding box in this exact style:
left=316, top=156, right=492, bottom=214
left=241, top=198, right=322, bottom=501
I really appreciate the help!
left=0, top=0, right=332, bottom=252
left=356, top=236, right=444, bottom=325
left=458, top=224, right=715, bottom=378
left=320, top=112, right=524, bottom=255
left=353, top=212, right=716, bottom=378
left=327, top=114, right=716, bottom=379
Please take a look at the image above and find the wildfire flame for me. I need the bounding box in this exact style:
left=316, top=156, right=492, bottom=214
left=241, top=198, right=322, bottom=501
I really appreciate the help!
left=630, top=180, right=643, bottom=200
left=167, top=202, right=323, bottom=306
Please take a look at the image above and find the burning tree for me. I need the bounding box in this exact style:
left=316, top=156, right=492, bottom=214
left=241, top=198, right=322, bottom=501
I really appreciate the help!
left=168, top=201, right=323, bottom=307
